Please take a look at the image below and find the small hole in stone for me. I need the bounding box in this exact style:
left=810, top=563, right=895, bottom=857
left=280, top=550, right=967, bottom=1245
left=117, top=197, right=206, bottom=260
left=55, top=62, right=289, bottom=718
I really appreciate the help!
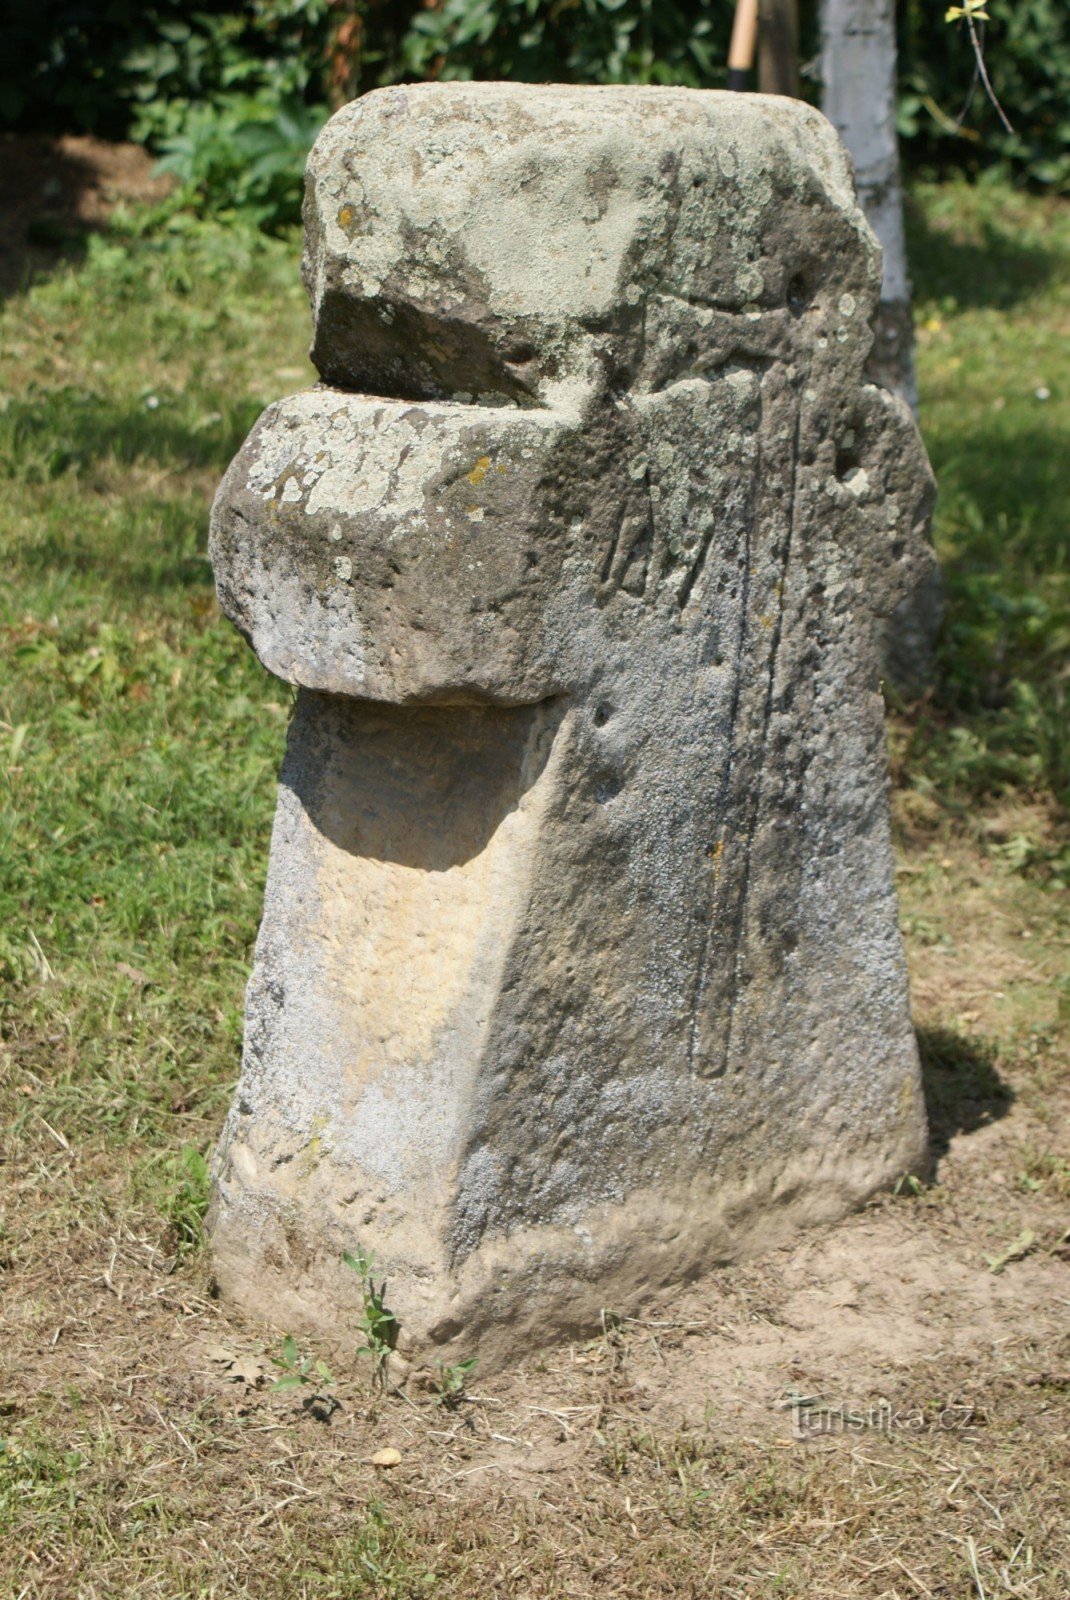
left=835, top=442, right=862, bottom=479
left=526, top=550, right=539, bottom=567
left=593, top=703, right=613, bottom=727
left=505, top=343, right=537, bottom=366
left=787, top=272, right=811, bottom=311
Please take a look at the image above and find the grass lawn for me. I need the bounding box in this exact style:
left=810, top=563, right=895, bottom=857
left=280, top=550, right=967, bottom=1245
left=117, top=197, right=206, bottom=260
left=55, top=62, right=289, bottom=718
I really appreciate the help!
left=0, top=179, right=1068, bottom=1597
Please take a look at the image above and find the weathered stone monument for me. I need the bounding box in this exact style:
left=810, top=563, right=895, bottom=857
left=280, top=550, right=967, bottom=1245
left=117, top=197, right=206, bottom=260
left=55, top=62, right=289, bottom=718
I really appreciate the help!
left=208, top=83, right=936, bottom=1368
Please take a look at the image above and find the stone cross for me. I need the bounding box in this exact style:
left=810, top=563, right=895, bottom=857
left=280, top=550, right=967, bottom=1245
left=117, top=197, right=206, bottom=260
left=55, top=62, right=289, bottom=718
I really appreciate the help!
left=209, top=84, right=936, bottom=1369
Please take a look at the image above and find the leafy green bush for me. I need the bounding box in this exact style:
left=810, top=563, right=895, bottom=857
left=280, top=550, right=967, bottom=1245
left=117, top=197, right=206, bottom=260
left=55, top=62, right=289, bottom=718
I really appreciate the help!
left=121, top=6, right=331, bottom=230
left=401, top=0, right=724, bottom=87
left=152, top=93, right=326, bottom=230
left=398, top=0, right=1068, bottom=189
left=2, top=2, right=1067, bottom=218
left=3, top=3, right=329, bottom=134
left=3, top=3, right=333, bottom=228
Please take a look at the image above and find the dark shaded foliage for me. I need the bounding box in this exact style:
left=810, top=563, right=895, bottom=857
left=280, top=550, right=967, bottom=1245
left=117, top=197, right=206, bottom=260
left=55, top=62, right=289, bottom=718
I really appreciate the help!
left=2, top=1, right=1067, bottom=200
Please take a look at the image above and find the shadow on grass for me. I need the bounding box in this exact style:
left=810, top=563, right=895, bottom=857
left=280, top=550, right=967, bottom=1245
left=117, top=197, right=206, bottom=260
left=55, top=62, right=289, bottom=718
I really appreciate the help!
left=0, top=133, right=176, bottom=303
left=15, top=527, right=215, bottom=601
left=906, top=197, right=1061, bottom=311
left=918, top=1025, right=1015, bottom=1164
left=923, top=417, right=1069, bottom=575
left=0, top=391, right=266, bottom=480
left=2, top=392, right=270, bottom=603
left=0, top=137, right=97, bottom=301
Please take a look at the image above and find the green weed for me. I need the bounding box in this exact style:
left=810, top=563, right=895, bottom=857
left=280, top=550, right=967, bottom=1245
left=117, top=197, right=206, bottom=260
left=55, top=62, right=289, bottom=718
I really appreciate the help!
left=343, top=1246, right=398, bottom=1387
left=434, top=1356, right=478, bottom=1408
left=270, top=1334, right=335, bottom=1393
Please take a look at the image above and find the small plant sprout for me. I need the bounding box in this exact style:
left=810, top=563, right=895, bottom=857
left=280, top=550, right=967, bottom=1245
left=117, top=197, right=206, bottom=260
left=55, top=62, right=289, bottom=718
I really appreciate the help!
left=343, top=1247, right=397, bottom=1389
left=435, top=1357, right=477, bottom=1409
left=270, top=1334, right=334, bottom=1392
left=599, top=1308, right=627, bottom=1370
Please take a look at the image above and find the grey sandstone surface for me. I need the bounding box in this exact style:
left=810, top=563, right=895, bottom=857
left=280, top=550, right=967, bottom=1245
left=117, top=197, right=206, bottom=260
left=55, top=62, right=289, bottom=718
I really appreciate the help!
left=208, top=82, right=936, bottom=1369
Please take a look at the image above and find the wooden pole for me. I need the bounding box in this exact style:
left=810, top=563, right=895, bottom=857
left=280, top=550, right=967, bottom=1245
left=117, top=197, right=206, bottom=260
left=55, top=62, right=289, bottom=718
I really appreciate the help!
left=727, top=0, right=759, bottom=91
left=758, top=0, right=799, bottom=96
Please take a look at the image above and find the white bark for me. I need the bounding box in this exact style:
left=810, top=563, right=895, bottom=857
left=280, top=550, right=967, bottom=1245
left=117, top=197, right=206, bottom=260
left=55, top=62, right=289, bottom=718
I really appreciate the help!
left=820, top=0, right=917, bottom=411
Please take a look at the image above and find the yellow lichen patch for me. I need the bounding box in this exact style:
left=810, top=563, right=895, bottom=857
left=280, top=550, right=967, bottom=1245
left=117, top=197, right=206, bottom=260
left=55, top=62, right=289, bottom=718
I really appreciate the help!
left=337, top=206, right=354, bottom=228
left=467, top=456, right=492, bottom=486
left=296, top=1111, right=331, bottom=1179
left=296, top=1135, right=324, bottom=1180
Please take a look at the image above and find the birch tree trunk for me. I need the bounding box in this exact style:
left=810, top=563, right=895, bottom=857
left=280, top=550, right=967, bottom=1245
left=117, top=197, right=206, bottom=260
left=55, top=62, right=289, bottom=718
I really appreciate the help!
left=821, top=0, right=942, bottom=688
left=820, top=0, right=917, bottom=412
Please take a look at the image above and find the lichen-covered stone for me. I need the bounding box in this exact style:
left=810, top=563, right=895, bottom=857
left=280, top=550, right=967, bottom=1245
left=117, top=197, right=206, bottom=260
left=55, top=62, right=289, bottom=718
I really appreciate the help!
left=208, top=84, right=935, bottom=1369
